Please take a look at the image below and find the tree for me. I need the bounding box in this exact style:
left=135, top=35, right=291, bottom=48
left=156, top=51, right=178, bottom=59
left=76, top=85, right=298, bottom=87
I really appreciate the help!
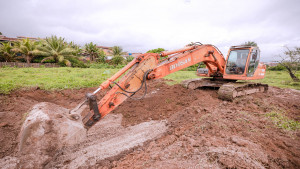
left=242, top=41, right=257, bottom=47
left=0, top=32, right=2, bottom=35
left=0, top=42, right=15, bottom=62
left=84, top=42, right=99, bottom=61
left=110, top=46, right=125, bottom=56
left=277, top=46, right=300, bottom=82
left=96, top=49, right=106, bottom=63
left=126, top=56, right=134, bottom=63
left=39, top=36, right=76, bottom=66
left=69, top=41, right=82, bottom=56
left=111, top=55, right=124, bottom=65
left=109, top=46, right=126, bottom=65
left=147, top=48, right=165, bottom=53
left=12, top=38, right=43, bottom=64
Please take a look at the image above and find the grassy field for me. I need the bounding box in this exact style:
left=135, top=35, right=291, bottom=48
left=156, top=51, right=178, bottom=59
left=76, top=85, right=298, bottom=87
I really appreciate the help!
left=251, top=71, right=300, bottom=90
left=0, top=67, right=118, bottom=94
left=0, top=67, right=299, bottom=94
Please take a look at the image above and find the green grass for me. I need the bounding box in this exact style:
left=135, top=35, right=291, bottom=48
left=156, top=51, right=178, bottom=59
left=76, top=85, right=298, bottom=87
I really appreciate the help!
left=164, top=70, right=300, bottom=90
left=250, top=71, right=300, bottom=90
left=0, top=67, right=118, bottom=94
left=266, top=111, right=300, bottom=131
left=0, top=67, right=299, bottom=94
left=163, top=71, right=198, bottom=85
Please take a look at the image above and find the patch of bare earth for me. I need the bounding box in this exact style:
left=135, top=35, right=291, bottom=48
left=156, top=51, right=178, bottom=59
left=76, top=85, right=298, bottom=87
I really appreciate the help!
left=0, top=79, right=300, bottom=168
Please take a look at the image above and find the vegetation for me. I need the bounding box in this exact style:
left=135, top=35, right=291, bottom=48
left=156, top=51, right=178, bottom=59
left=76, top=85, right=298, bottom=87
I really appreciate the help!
left=250, top=70, right=300, bottom=90
left=110, top=46, right=125, bottom=56
left=96, top=49, right=106, bottom=63
left=39, top=36, right=77, bottom=66
left=0, top=67, right=300, bottom=94
left=126, top=56, right=134, bottom=63
left=277, top=46, right=300, bottom=82
left=84, top=42, right=99, bottom=62
left=12, top=38, right=44, bottom=64
left=69, top=41, right=82, bottom=57
left=0, top=35, right=134, bottom=68
left=0, top=67, right=118, bottom=94
left=111, top=55, right=124, bottom=65
left=267, top=64, right=286, bottom=71
left=164, top=71, right=198, bottom=85
left=110, top=46, right=126, bottom=65
left=147, top=48, right=165, bottom=53
left=266, top=111, right=300, bottom=131
left=0, top=42, right=15, bottom=62
left=242, top=41, right=257, bottom=47
left=89, top=63, right=125, bottom=69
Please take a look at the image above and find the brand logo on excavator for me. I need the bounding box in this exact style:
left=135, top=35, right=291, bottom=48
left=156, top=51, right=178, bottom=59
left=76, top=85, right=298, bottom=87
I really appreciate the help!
left=170, top=57, right=191, bottom=71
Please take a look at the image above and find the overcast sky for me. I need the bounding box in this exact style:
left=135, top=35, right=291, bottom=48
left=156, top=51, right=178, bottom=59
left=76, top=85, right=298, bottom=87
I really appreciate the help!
left=1, top=0, right=300, bottom=62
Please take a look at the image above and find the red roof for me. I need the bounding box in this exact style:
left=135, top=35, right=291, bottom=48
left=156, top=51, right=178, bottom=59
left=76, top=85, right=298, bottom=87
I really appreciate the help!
left=96, top=46, right=112, bottom=49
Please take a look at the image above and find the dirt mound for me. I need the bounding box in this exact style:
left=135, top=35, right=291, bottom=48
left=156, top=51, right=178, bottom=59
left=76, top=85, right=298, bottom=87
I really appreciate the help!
left=1, top=79, right=300, bottom=168
left=18, top=102, right=86, bottom=168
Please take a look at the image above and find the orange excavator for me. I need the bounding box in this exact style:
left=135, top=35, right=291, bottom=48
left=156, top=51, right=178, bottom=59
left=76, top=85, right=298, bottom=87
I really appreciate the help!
left=70, top=42, right=268, bottom=127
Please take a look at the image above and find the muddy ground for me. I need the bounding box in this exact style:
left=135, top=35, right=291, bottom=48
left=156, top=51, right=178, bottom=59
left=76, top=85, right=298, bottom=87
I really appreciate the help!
left=0, top=79, right=300, bottom=168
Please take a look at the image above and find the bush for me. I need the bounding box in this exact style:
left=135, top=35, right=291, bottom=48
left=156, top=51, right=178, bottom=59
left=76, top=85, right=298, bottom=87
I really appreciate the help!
left=111, top=55, right=124, bottom=65
left=32, top=56, right=55, bottom=63
left=268, top=64, right=286, bottom=71
left=96, top=56, right=106, bottom=64
left=65, top=56, right=88, bottom=68
left=126, top=56, right=134, bottom=63
left=147, top=48, right=165, bottom=53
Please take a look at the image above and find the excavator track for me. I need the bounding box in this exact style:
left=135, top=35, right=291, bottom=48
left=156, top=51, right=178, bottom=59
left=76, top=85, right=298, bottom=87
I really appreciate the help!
left=182, top=78, right=234, bottom=89
left=182, top=78, right=268, bottom=101
left=218, top=82, right=268, bottom=101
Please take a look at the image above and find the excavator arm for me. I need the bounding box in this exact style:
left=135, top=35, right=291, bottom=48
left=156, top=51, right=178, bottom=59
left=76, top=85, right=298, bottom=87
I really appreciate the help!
left=148, top=44, right=226, bottom=80
left=71, top=43, right=227, bottom=127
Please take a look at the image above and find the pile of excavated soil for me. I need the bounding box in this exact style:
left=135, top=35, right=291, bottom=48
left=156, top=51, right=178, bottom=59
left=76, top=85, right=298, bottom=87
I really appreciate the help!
left=0, top=79, right=300, bottom=168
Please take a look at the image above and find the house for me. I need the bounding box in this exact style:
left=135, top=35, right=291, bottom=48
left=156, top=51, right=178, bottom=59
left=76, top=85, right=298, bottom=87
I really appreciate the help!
left=0, top=35, right=40, bottom=43
left=97, top=46, right=112, bottom=55
left=0, top=35, right=18, bottom=43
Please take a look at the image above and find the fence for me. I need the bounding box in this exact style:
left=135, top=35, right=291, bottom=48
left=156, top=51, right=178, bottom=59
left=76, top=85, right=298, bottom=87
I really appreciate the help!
left=0, top=62, right=59, bottom=68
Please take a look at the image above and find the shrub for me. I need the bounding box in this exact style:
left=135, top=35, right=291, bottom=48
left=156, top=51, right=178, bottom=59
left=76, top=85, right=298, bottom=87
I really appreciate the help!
left=111, top=55, right=124, bottom=65
left=126, top=56, right=134, bottom=63
left=64, top=56, right=88, bottom=68
left=268, top=64, right=286, bottom=71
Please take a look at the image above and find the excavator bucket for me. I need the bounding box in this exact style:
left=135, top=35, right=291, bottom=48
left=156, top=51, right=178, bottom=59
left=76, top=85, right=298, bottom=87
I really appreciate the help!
left=82, top=54, right=158, bottom=127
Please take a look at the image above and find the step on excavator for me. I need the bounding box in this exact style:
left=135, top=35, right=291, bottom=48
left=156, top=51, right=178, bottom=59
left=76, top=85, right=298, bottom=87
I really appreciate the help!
left=70, top=42, right=268, bottom=127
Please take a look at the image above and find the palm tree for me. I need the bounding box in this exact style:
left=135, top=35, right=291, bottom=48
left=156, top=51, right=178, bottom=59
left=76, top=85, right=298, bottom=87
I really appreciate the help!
left=69, top=41, right=82, bottom=56
left=12, top=38, right=42, bottom=64
left=39, top=36, right=76, bottom=66
left=84, top=42, right=99, bottom=61
left=243, top=41, right=257, bottom=47
left=110, top=46, right=125, bottom=56
left=0, top=42, right=15, bottom=62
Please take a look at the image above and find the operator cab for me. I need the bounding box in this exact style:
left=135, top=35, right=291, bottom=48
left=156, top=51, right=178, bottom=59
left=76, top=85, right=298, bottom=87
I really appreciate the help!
left=225, top=46, right=260, bottom=77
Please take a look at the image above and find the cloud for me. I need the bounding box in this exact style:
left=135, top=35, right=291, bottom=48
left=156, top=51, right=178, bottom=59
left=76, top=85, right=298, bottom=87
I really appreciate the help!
left=0, top=0, right=299, bottom=61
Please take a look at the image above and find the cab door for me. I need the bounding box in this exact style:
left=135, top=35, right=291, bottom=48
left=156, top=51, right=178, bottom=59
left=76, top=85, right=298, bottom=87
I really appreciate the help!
left=247, top=49, right=260, bottom=77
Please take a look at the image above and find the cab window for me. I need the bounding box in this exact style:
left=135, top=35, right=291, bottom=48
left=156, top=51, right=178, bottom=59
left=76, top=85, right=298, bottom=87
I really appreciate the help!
left=225, top=49, right=249, bottom=75
left=247, top=49, right=260, bottom=76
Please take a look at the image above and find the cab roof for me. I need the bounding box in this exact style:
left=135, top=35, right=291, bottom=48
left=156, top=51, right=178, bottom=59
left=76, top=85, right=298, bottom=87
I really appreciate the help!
left=230, top=45, right=259, bottom=50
